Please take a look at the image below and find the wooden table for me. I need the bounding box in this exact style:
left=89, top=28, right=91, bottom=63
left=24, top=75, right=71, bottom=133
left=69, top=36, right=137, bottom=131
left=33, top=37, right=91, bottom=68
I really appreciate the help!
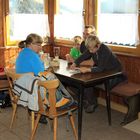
left=52, top=59, right=123, bottom=140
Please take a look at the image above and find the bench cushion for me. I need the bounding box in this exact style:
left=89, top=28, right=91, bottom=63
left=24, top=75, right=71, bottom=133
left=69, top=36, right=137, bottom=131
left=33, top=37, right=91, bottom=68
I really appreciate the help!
left=111, top=82, right=140, bottom=97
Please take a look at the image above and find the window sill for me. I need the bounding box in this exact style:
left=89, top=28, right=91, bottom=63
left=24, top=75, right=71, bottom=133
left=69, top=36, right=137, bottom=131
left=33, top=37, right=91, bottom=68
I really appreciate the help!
left=54, top=39, right=73, bottom=47
left=0, top=46, right=19, bottom=49
left=108, top=44, right=140, bottom=56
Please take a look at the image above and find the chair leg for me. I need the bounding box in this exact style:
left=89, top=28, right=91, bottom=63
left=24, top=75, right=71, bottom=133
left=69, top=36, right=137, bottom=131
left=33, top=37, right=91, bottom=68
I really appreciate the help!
left=53, top=117, right=57, bottom=140
left=10, top=103, right=17, bottom=129
left=66, top=115, right=69, bottom=131
left=69, top=114, right=78, bottom=140
left=31, top=111, right=35, bottom=131
left=30, top=114, right=41, bottom=140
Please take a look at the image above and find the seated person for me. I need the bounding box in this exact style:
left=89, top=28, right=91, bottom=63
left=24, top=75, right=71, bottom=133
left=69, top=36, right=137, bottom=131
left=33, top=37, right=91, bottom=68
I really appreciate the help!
left=16, top=33, right=76, bottom=122
left=70, top=35, right=126, bottom=108
left=66, top=36, right=82, bottom=63
left=16, top=34, right=44, bottom=75
left=66, top=35, right=94, bottom=67
left=80, top=25, right=96, bottom=54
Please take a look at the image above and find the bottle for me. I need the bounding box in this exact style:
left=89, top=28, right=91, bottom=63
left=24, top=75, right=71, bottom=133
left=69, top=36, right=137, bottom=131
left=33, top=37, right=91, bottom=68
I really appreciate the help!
left=44, top=53, right=50, bottom=69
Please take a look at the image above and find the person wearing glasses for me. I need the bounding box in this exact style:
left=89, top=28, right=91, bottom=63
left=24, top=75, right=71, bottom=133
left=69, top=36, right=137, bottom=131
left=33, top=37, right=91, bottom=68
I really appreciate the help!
left=80, top=25, right=96, bottom=54
left=16, top=33, right=76, bottom=124
left=16, top=33, right=44, bottom=75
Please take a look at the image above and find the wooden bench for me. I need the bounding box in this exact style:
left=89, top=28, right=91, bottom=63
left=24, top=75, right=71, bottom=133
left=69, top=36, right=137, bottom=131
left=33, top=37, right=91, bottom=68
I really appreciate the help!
left=111, top=82, right=140, bottom=125
left=96, top=81, right=140, bottom=125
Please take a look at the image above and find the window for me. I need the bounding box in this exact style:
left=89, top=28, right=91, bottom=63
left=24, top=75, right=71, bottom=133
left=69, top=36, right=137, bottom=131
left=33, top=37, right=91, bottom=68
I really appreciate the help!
left=97, top=0, right=139, bottom=47
left=6, top=0, right=50, bottom=45
left=54, top=0, right=84, bottom=40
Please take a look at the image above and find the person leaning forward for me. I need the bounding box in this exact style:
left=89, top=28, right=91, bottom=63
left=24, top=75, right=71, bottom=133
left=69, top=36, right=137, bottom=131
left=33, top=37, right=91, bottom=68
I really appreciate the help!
left=70, top=35, right=126, bottom=113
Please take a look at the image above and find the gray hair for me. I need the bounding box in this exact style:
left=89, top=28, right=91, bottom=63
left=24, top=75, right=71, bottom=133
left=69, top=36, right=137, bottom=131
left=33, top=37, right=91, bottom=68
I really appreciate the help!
left=85, top=35, right=101, bottom=48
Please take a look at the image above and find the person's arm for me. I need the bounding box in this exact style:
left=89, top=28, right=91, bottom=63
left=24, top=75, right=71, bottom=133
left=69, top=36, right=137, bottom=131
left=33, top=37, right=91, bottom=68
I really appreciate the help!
left=65, top=54, right=74, bottom=63
left=80, top=59, right=94, bottom=66
left=76, top=67, right=91, bottom=73
left=30, top=56, right=45, bottom=75
left=74, top=50, right=92, bottom=66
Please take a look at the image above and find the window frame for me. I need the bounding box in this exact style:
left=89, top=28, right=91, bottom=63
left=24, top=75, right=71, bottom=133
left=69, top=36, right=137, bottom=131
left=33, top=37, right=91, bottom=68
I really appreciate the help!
left=94, top=0, right=140, bottom=55
left=4, top=0, right=48, bottom=46
left=3, top=0, right=140, bottom=55
left=53, top=0, right=84, bottom=46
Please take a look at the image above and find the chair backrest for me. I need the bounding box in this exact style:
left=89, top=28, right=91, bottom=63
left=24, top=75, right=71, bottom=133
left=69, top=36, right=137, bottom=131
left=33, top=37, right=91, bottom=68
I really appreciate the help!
left=5, top=69, right=21, bottom=89
left=38, top=71, right=59, bottom=117
left=4, top=68, right=34, bottom=100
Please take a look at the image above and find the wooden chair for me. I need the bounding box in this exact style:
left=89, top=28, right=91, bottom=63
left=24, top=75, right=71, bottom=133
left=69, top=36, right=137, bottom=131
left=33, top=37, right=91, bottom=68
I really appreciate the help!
left=111, top=82, right=140, bottom=125
left=4, top=69, right=35, bottom=130
left=0, top=80, right=9, bottom=91
left=30, top=71, right=78, bottom=140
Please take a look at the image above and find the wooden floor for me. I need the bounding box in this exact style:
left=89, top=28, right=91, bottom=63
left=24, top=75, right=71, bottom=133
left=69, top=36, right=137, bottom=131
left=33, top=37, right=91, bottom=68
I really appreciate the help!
left=0, top=105, right=140, bottom=140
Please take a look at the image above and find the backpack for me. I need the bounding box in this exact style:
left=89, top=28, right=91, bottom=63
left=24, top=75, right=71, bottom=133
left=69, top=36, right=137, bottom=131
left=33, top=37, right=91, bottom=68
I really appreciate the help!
left=40, top=73, right=77, bottom=110
left=0, top=92, right=11, bottom=108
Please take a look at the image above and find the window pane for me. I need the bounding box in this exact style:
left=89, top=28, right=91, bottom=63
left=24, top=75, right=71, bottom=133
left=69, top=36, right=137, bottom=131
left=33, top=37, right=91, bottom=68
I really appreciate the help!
left=97, top=0, right=139, bottom=46
left=54, top=0, right=83, bottom=40
left=9, top=0, right=50, bottom=41
left=100, top=0, right=138, bottom=13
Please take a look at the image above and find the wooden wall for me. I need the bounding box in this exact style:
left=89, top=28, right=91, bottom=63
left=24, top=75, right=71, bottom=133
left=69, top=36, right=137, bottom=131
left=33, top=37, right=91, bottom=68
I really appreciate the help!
left=0, top=47, right=20, bottom=68
left=116, top=53, right=140, bottom=83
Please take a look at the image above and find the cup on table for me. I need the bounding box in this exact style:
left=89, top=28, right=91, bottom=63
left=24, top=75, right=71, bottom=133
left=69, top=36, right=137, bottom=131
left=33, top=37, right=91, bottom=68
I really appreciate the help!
left=53, top=47, right=60, bottom=60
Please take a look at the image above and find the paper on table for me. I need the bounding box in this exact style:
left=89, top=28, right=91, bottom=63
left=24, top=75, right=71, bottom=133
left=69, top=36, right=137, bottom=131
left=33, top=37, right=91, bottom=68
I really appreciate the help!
left=68, top=69, right=81, bottom=74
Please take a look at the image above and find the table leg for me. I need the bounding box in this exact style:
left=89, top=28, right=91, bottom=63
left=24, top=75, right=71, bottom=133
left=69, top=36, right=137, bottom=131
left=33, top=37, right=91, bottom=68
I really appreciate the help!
left=104, top=80, right=111, bottom=125
left=78, top=85, right=84, bottom=140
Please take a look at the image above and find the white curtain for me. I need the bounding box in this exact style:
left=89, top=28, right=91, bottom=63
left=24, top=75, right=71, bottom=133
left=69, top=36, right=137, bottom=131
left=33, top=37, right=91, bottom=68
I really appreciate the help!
left=54, top=0, right=83, bottom=40
left=10, top=14, right=50, bottom=40
left=97, top=0, right=139, bottom=46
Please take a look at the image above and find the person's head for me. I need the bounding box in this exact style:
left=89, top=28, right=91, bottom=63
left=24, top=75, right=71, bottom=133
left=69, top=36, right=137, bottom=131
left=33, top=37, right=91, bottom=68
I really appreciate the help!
left=73, top=36, right=82, bottom=49
left=85, top=35, right=101, bottom=53
left=18, top=33, right=43, bottom=53
left=83, top=25, right=96, bottom=40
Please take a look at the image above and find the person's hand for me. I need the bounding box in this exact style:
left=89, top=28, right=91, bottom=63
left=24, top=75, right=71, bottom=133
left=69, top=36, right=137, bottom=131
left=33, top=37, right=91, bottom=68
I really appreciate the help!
left=66, top=54, right=74, bottom=63
left=76, top=67, right=91, bottom=73
left=40, top=53, right=46, bottom=61
left=70, top=63, right=76, bottom=70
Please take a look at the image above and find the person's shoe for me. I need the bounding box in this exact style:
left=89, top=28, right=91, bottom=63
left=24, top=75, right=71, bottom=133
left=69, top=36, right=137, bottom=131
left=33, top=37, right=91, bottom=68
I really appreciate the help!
left=39, top=115, right=48, bottom=124
left=85, top=103, right=98, bottom=113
